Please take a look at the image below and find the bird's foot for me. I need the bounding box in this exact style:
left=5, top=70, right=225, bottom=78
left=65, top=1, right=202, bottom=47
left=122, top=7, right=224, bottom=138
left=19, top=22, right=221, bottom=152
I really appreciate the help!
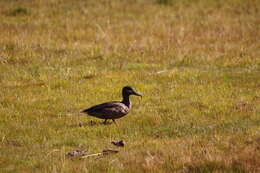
left=103, top=119, right=113, bottom=125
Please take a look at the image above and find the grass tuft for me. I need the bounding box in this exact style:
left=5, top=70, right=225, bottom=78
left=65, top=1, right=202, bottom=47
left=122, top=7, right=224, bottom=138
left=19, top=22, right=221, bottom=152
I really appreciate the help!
left=7, top=7, right=29, bottom=16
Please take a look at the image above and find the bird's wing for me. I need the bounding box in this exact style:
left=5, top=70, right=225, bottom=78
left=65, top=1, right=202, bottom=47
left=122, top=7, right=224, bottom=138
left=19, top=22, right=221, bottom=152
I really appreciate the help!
left=81, top=102, right=128, bottom=116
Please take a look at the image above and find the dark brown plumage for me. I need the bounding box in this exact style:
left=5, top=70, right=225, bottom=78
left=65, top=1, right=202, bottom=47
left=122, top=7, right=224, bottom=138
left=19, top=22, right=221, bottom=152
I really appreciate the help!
left=81, top=86, right=142, bottom=124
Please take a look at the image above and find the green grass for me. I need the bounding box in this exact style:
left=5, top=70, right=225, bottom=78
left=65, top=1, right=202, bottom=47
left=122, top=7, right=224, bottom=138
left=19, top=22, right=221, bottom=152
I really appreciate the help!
left=0, top=0, right=259, bottom=172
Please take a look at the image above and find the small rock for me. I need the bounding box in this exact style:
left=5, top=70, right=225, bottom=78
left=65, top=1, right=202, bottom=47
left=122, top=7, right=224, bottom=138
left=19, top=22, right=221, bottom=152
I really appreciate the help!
left=111, top=140, right=125, bottom=147
left=67, top=150, right=88, bottom=157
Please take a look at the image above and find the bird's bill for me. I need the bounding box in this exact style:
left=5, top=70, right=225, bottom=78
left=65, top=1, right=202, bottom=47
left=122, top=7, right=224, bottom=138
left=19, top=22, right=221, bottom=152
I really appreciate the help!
left=133, top=91, right=142, bottom=97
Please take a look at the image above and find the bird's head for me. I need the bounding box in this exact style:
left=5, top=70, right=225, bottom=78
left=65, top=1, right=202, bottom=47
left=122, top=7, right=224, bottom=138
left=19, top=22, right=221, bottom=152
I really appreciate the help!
left=122, top=86, right=142, bottom=97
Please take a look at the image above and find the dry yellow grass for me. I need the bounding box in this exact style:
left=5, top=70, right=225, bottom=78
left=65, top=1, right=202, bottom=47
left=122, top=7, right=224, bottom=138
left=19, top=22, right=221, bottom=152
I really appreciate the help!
left=0, top=0, right=259, bottom=172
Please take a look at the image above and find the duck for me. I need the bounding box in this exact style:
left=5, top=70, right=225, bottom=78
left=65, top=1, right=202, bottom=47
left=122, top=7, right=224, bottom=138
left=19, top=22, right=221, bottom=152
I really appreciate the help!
left=81, top=86, right=142, bottom=124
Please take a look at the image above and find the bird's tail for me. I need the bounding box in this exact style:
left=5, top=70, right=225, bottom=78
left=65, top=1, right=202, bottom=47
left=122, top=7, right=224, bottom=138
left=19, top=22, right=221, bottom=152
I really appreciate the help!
left=80, top=109, right=87, bottom=113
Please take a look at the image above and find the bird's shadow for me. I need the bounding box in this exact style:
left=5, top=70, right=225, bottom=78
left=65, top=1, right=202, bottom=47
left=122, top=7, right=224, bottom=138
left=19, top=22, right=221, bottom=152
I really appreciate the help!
left=69, top=120, right=113, bottom=128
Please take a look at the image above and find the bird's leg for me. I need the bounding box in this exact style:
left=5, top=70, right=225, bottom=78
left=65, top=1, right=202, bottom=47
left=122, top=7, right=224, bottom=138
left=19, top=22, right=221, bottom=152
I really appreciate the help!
left=112, top=119, right=117, bottom=125
left=103, top=119, right=107, bottom=124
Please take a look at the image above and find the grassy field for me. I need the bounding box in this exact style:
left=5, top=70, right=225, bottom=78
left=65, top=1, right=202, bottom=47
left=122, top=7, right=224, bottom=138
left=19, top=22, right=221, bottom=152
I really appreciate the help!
left=0, top=0, right=259, bottom=172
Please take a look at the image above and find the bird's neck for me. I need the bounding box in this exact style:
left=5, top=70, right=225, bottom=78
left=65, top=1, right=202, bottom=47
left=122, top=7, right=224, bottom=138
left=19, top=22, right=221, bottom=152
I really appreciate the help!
left=122, top=94, right=131, bottom=107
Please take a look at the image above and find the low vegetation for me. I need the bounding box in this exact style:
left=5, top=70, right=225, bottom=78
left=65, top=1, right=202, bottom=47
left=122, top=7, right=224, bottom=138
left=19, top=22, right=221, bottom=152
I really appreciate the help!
left=0, top=0, right=259, bottom=172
